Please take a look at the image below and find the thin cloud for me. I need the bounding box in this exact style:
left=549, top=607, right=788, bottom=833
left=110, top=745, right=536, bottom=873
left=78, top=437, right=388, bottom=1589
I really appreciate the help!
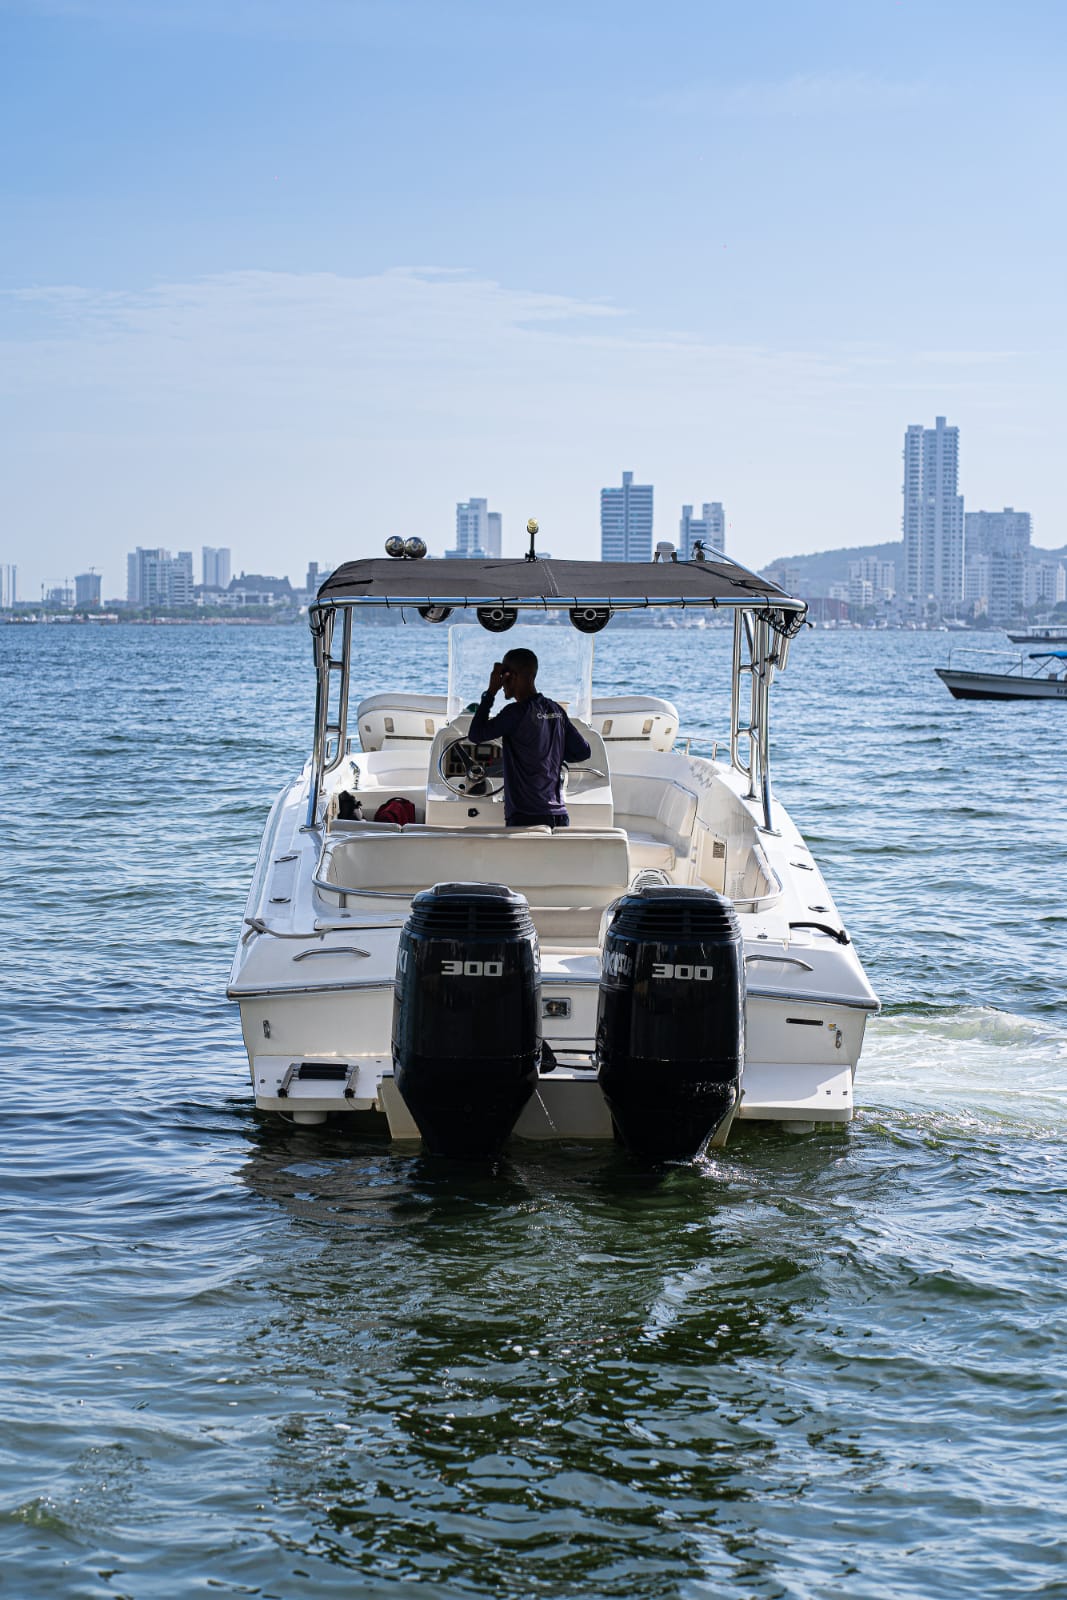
left=0, top=266, right=1043, bottom=594
left=0, top=268, right=1021, bottom=423
left=647, top=71, right=926, bottom=119
left=0, top=268, right=854, bottom=427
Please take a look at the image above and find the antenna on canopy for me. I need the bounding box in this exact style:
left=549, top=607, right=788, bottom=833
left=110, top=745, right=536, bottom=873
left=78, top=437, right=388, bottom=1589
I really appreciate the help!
left=525, top=519, right=540, bottom=562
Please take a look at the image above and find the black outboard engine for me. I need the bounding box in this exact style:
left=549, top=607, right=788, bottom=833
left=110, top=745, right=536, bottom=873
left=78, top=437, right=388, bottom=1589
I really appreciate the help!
left=392, top=882, right=541, bottom=1159
left=596, top=886, right=745, bottom=1161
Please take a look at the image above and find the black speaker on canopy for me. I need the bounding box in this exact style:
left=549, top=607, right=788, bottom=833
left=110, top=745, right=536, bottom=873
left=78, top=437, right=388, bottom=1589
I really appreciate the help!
left=569, top=606, right=612, bottom=634
left=476, top=606, right=518, bottom=633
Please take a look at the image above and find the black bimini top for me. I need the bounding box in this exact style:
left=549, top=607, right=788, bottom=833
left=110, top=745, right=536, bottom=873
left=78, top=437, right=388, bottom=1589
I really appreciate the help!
left=317, top=556, right=800, bottom=611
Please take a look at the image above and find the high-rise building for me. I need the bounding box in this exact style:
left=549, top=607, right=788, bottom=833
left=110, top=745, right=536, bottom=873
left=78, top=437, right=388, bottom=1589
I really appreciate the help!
left=848, top=557, right=896, bottom=601
left=487, top=512, right=502, bottom=559
left=127, top=547, right=195, bottom=607
left=964, top=508, right=1031, bottom=559
left=202, top=546, right=232, bottom=589
left=128, top=547, right=164, bottom=604
left=762, top=564, right=804, bottom=596
left=448, top=498, right=495, bottom=559
left=601, top=471, right=653, bottom=562
left=0, top=564, right=15, bottom=609
left=75, top=571, right=102, bottom=607
left=902, top=416, right=964, bottom=610
left=1023, top=561, right=1066, bottom=608
left=964, top=553, right=1026, bottom=624
left=679, top=502, right=725, bottom=561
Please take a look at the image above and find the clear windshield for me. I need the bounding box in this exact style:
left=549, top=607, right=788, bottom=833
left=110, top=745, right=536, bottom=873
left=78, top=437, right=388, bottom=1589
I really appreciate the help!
left=447, top=622, right=594, bottom=722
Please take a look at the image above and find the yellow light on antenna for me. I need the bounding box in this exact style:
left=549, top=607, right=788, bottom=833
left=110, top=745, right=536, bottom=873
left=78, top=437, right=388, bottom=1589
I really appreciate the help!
left=527, top=519, right=539, bottom=536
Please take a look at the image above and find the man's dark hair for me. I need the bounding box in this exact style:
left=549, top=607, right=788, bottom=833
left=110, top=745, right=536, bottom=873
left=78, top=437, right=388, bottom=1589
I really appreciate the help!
left=502, top=647, right=538, bottom=676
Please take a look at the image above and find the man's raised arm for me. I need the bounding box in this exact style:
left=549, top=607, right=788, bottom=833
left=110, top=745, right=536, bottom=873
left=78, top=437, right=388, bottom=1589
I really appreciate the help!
left=468, top=664, right=521, bottom=743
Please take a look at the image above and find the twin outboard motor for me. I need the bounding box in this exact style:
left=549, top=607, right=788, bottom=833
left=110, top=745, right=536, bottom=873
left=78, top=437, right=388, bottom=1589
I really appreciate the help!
left=596, top=886, right=745, bottom=1161
left=392, top=882, right=541, bottom=1159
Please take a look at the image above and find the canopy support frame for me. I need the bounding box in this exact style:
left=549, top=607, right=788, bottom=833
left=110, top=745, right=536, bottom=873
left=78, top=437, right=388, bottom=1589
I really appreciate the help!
left=304, top=592, right=803, bottom=832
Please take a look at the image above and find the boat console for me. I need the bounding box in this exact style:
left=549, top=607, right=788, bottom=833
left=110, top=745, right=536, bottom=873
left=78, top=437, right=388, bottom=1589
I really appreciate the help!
left=423, top=716, right=614, bottom=829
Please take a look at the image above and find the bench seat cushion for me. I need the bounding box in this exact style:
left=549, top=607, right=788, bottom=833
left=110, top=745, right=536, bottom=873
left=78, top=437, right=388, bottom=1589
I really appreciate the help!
left=624, top=830, right=677, bottom=871
left=321, top=828, right=632, bottom=941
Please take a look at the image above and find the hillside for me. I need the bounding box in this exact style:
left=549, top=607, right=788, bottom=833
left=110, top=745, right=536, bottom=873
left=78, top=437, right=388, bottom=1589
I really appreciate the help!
left=759, top=539, right=1066, bottom=597
left=758, top=541, right=902, bottom=597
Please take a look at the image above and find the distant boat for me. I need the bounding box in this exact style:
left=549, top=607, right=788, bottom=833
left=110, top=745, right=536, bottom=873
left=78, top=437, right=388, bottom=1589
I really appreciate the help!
left=935, top=648, right=1067, bottom=701
left=1006, top=625, right=1067, bottom=644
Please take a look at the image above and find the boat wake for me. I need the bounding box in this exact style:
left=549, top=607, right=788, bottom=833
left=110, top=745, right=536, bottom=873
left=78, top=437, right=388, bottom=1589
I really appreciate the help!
left=857, top=1005, right=1067, bottom=1130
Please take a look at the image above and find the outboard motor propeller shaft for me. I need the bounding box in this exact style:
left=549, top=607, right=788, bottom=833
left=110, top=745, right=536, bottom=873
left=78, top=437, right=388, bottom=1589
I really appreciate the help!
left=392, top=882, right=541, bottom=1159
left=596, top=886, right=744, bottom=1161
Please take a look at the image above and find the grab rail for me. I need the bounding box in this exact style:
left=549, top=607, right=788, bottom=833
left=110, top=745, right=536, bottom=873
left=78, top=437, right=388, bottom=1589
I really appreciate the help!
left=731, top=841, right=784, bottom=912
left=293, top=946, right=371, bottom=961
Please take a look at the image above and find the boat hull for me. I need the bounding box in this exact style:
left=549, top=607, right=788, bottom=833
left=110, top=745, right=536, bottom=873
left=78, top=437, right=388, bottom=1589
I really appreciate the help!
left=234, top=981, right=869, bottom=1137
left=230, top=744, right=879, bottom=1144
left=935, top=668, right=1067, bottom=701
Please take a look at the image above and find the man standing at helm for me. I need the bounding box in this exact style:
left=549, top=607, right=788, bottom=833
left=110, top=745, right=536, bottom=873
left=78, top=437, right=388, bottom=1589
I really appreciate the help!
left=468, top=647, right=591, bottom=828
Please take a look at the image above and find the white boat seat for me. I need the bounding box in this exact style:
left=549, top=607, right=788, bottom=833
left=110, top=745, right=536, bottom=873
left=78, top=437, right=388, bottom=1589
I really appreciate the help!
left=589, top=696, right=679, bottom=752
left=355, top=693, right=450, bottom=751
left=320, top=828, right=631, bottom=940
left=328, top=817, right=403, bottom=835
left=624, top=830, right=677, bottom=871
left=611, top=775, right=699, bottom=860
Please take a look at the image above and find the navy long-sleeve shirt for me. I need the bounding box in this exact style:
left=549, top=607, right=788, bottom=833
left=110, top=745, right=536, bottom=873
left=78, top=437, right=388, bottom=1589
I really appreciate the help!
left=467, top=692, right=592, bottom=823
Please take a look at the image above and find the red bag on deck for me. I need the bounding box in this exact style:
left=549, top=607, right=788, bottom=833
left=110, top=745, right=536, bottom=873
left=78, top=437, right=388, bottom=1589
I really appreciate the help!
left=374, top=797, right=417, bottom=825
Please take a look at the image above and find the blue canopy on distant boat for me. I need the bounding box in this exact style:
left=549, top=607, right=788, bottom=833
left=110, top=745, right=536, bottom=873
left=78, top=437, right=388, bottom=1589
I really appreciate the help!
left=1029, top=650, right=1067, bottom=659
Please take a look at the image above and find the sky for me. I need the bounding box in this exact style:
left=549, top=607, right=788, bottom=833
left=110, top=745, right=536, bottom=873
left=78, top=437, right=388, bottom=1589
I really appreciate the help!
left=1, top=0, right=1064, bottom=599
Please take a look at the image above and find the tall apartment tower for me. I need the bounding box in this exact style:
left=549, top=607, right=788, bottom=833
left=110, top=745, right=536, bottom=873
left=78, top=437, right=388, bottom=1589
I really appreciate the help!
left=964, top=508, right=1031, bottom=558
left=202, top=546, right=232, bottom=589
left=75, top=572, right=102, bottom=607
left=127, top=547, right=195, bottom=607
left=601, top=471, right=654, bottom=562
left=128, top=547, right=166, bottom=604
left=448, top=497, right=500, bottom=559
left=902, top=416, right=964, bottom=609
left=679, top=502, right=725, bottom=561
left=0, top=564, right=16, bottom=609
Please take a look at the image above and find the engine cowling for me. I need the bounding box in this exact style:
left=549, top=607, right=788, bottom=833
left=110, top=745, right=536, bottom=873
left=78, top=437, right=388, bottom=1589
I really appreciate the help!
left=392, top=882, right=540, bottom=1158
left=596, top=886, right=745, bottom=1160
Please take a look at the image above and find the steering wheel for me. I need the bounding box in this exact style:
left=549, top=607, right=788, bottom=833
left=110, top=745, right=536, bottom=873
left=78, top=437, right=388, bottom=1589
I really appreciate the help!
left=437, top=737, right=505, bottom=798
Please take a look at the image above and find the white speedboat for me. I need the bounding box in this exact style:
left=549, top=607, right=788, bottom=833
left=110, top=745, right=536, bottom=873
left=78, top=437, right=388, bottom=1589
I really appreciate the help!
left=229, top=543, right=879, bottom=1158
left=935, top=648, right=1067, bottom=701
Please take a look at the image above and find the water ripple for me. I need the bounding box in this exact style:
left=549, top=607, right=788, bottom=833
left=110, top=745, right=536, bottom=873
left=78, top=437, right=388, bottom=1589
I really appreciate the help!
left=2, top=623, right=1066, bottom=1598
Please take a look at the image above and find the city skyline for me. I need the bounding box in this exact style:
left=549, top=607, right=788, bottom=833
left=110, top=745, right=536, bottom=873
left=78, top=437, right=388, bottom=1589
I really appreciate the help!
left=13, top=456, right=1067, bottom=610
left=2, top=2, right=1064, bottom=597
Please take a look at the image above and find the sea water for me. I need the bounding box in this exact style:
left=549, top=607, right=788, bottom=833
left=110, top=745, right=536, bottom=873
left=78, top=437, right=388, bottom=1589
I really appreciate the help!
left=1, top=622, right=1065, bottom=1600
